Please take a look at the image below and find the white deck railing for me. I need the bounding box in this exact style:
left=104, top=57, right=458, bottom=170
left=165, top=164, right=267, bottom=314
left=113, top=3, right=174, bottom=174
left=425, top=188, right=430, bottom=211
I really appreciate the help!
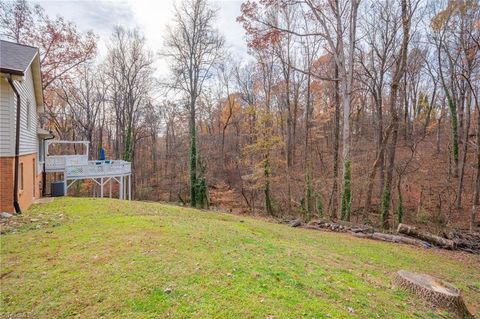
left=45, top=155, right=131, bottom=178
left=65, top=160, right=131, bottom=178
left=44, top=141, right=132, bottom=200
left=45, top=155, right=89, bottom=172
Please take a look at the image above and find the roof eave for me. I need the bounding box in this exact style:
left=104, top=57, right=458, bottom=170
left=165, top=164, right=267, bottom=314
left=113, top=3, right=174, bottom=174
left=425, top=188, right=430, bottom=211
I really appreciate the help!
left=37, top=128, right=53, bottom=138
left=0, top=68, right=24, bottom=76
left=30, top=53, right=44, bottom=112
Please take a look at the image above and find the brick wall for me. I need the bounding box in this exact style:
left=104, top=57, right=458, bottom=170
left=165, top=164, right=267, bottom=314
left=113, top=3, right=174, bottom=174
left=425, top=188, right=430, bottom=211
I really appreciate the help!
left=0, top=153, right=40, bottom=213
left=0, top=157, right=14, bottom=212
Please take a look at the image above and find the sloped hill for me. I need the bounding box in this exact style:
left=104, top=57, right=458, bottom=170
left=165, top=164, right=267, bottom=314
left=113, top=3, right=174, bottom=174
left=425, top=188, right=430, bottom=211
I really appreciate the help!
left=1, top=198, right=479, bottom=318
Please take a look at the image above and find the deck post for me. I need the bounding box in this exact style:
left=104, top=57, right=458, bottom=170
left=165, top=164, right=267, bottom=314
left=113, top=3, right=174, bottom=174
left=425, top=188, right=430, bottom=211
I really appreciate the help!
left=120, top=176, right=123, bottom=200
left=100, top=177, right=104, bottom=198
left=128, top=175, right=131, bottom=200
left=63, top=173, right=67, bottom=196
left=124, top=176, right=127, bottom=200
left=109, top=178, right=112, bottom=198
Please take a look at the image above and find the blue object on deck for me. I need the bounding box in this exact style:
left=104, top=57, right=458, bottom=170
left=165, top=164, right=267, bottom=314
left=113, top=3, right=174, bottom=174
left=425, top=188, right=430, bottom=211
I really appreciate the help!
left=99, top=147, right=106, bottom=161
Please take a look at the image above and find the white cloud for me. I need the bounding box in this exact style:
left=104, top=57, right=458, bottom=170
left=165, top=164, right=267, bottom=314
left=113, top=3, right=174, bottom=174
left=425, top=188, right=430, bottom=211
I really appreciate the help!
left=32, top=0, right=248, bottom=76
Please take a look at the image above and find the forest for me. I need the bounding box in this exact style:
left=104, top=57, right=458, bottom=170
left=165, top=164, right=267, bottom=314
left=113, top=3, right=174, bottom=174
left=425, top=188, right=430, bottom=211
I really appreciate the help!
left=1, top=0, right=479, bottom=232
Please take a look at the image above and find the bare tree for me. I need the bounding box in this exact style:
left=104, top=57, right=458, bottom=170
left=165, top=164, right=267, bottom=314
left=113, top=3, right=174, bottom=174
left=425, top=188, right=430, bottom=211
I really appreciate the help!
left=380, top=0, right=415, bottom=229
left=163, top=0, right=225, bottom=207
left=357, top=0, right=401, bottom=214
left=58, top=64, right=108, bottom=158
left=301, top=0, right=361, bottom=221
left=105, top=27, right=155, bottom=197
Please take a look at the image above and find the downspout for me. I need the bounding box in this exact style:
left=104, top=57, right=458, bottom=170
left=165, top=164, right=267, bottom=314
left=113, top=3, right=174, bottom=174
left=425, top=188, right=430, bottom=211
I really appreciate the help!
left=42, top=132, right=55, bottom=197
left=7, top=77, right=22, bottom=214
left=42, top=135, right=55, bottom=196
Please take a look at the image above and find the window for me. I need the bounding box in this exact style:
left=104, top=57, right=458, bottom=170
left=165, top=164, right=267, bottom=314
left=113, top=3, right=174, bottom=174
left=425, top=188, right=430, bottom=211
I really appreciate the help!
left=19, top=162, right=24, bottom=191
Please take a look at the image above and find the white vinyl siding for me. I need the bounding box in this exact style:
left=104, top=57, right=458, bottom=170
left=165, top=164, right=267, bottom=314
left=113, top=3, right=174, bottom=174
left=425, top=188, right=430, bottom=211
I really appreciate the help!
left=0, top=66, right=39, bottom=157
left=0, top=77, right=13, bottom=155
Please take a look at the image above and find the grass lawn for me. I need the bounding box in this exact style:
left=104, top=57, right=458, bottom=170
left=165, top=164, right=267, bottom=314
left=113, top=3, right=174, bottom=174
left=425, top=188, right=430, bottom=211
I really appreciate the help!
left=1, top=198, right=479, bottom=318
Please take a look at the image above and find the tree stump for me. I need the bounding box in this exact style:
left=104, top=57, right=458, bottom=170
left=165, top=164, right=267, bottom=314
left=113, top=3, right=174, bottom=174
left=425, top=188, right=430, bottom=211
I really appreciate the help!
left=393, top=270, right=475, bottom=319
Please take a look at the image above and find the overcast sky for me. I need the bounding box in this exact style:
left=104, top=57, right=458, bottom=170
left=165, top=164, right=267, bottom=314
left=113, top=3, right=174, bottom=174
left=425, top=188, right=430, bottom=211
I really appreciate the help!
left=32, top=0, right=249, bottom=76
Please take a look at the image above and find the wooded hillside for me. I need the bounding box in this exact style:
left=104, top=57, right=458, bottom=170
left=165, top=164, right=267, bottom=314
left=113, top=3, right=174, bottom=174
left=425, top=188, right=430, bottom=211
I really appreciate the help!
left=1, top=0, right=479, bottom=231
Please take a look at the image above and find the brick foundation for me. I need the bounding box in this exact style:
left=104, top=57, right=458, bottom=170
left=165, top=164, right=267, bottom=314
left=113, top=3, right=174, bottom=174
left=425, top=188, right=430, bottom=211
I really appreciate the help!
left=0, top=153, right=41, bottom=213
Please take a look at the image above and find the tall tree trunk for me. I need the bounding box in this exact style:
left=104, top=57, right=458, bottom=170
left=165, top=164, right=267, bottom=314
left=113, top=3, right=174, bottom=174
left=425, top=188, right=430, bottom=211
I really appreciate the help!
left=456, top=90, right=471, bottom=209
left=472, top=106, right=480, bottom=230
left=365, top=93, right=384, bottom=213
left=123, top=125, right=132, bottom=161
left=382, top=114, right=399, bottom=229
left=340, top=77, right=352, bottom=221
left=423, top=84, right=437, bottom=137
left=339, top=0, right=359, bottom=221
left=438, top=41, right=459, bottom=177
left=285, top=69, right=293, bottom=215
left=221, top=124, right=227, bottom=169
left=457, top=89, right=465, bottom=145
left=447, top=92, right=460, bottom=178
left=221, top=101, right=233, bottom=170
left=396, top=174, right=404, bottom=225
left=381, top=0, right=410, bottom=229
left=436, top=114, right=442, bottom=154
left=264, top=155, right=273, bottom=215
left=329, top=64, right=340, bottom=219
left=404, top=73, right=409, bottom=141
left=189, top=96, right=197, bottom=207
left=304, top=70, right=313, bottom=216
left=286, top=110, right=293, bottom=214
left=151, top=128, right=157, bottom=173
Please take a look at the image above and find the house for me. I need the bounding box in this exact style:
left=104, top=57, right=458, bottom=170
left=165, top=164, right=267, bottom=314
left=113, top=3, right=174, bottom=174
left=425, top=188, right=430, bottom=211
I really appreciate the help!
left=0, top=40, right=52, bottom=213
left=1, top=40, right=132, bottom=212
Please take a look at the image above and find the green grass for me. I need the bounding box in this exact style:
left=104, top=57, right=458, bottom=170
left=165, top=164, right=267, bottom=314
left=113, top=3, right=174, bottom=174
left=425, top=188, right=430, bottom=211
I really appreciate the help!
left=1, top=198, right=479, bottom=319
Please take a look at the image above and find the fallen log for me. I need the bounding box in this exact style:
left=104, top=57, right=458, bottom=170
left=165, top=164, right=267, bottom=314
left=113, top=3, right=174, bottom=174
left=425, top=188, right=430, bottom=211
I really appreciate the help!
left=352, top=232, right=429, bottom=247
left=288, top=218, right=302, bottom=227
left=393, top=270, right=475, bottom=319
left=306, top=219, right=374, bottom=234
left=446, top=230, right=480, bottom=254
left=397, top=223, right=456, bottom=250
